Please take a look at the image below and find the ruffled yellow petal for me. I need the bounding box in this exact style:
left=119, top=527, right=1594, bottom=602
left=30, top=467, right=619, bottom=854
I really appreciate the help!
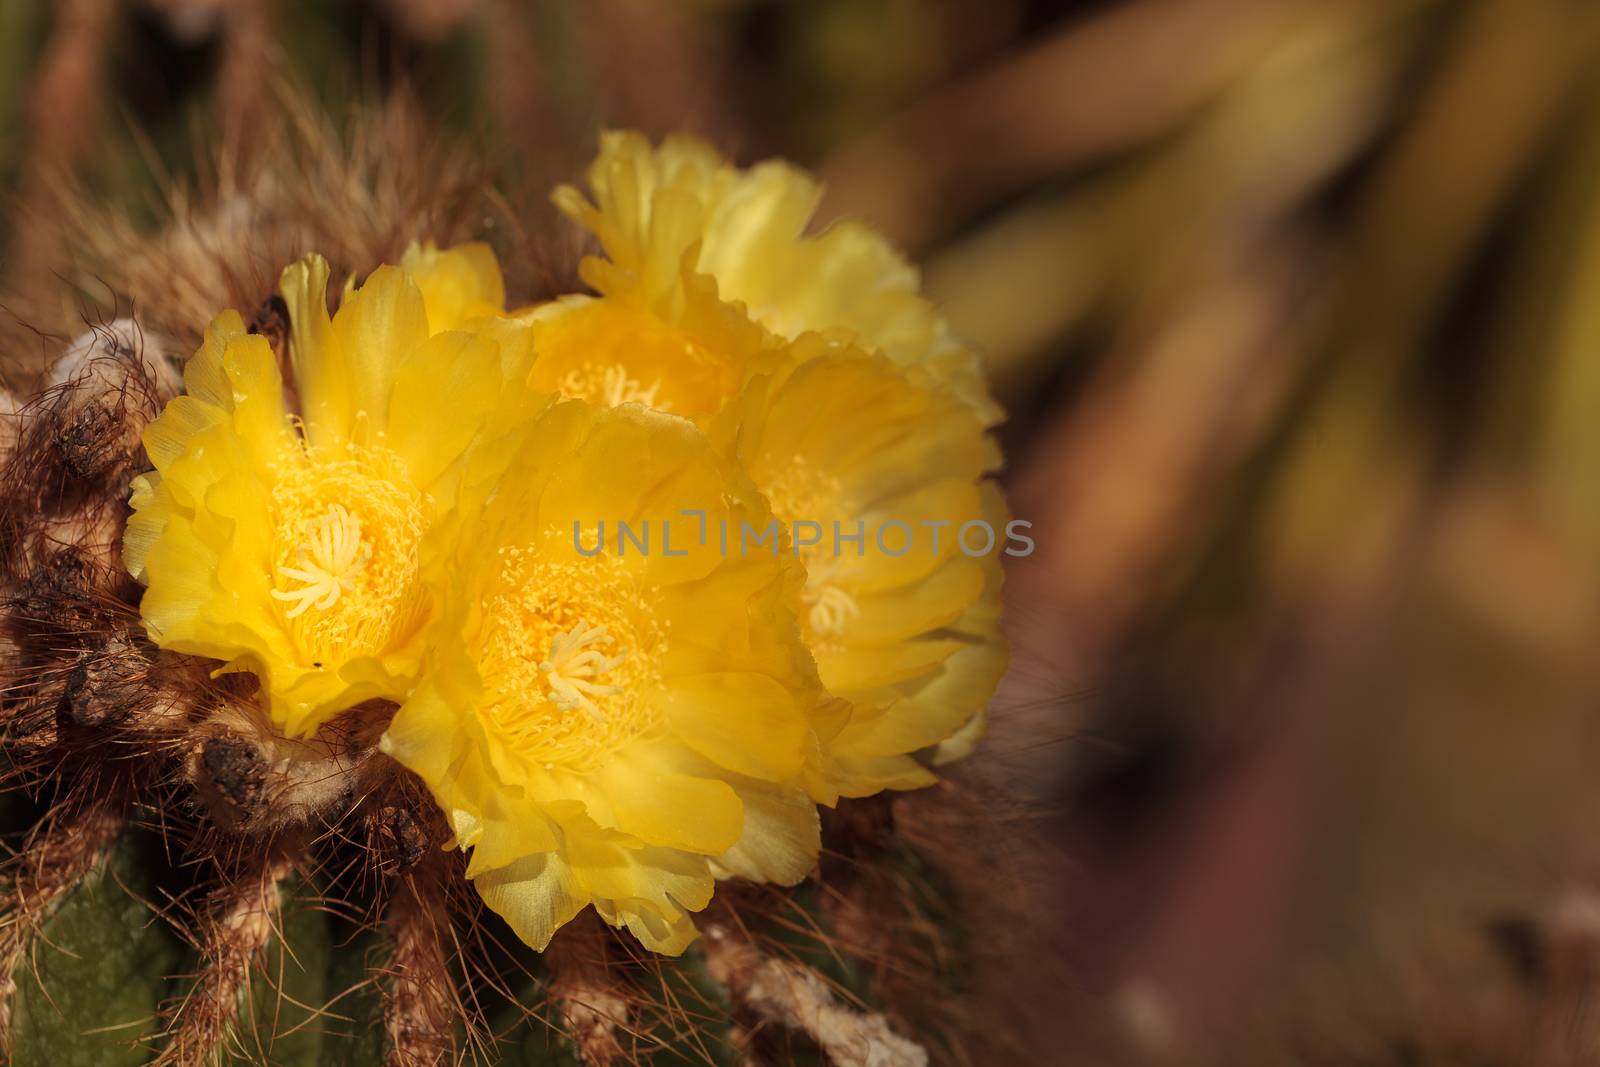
left=178, top=308, right=246, bottom=410
left=552, top=130, right=728, bottom=315
left=122, top=472, right=164, bottom=581
left=598, top=747, right=744, bottom=855
left=818, top=638, right=969, bottom=694
left=330, top=263, right=430, bottom=429
left=137, top=501, right=289, bottom=672
left=279, top=254, right=348, bottom=448
left=660, top=672, right=810, bottom=782
left=853, top=495, right=1008, bottom=769
left=567, top=832, right=714, bottom=918
left=474, top=851, right=588, bottom=953
left=595, top=897, right=701, bottom=957
left=401, top=240, right=507, bottom=331
left=384, top=329, right=509, bottom=490
left=709, top=780, right=820, bottom=885
left=833, top=643, right=1002, bottom=763
left=837, top=558, right=984, bottom=647
left=221, top=328, right=292, bottom=455
left=829, top=753, right=937, bottom=798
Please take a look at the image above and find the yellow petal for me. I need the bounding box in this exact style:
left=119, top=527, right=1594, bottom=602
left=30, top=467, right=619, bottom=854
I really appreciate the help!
left=379, top=677, right=467, bottom=790
left=463, top=799, right=562, bottom=878
left=474, top=850, right=589, bottom=952
left=454, top=242, right=506, bottom=310
left=138, top=511, right=285, bottom=669
left=401, top=240, right=507, bottom=331
left=933, top=707, right=986, bottom=765
left=280, top=254, right=350, bottom=447
left=566, top=834, right=714, bottom=919
left=142, top=396, right=226, bottom=474
left=181, top=310, right=249, bottom=410
left=829, top=752, right=937, bottom=798
left=838, top=557, right=984, bottom=647
left=815, top=637, right=966, bottom=694
left=384, top=329, right=505, bottom=490
left=599, top=747, right=744, bottom=855
left=601, top=899, right=701, bottom=956
left=123, top=472, right=166, bottom=581
left=220, top=332, right=290, bottom=459
left=330, top=264, right=430, bottom=430
left=710, top=781, right=819, bottom=885
left=660, top=672, right=809, bottom=781
left=849, top=480, right=985, bottom=595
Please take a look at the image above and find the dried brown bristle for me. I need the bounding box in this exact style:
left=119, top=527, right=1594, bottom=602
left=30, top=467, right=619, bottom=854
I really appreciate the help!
left=184, top=699, right=376, bottom=835
left=382, top=860, right=460, bottom=1067
left=547, top=914, right=631, bottom=1067
left=155, top=851, right=295, bottom=1067
left=61, top=88, right=572, bottom=356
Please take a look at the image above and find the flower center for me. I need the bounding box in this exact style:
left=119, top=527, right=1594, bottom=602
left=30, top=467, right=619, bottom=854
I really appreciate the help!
left=477, top=538, right=665, bottom=772
left=557, top=363, right=668, bottom=411
left=801, top=570, right=861, bottom=640
left=529, top=301, right=736, bottom=414
left=271, top=504, right=373, bottom=618
left=268, top=447, right=427, bottom=668
left=539, top=620, right=630, bottom=721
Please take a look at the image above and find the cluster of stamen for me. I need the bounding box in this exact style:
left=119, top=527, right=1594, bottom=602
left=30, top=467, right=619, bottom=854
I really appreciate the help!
left=557, top=363, right=667, bottom=410
left=477, top=537, right=666, bottom=771
left=539, top=620, right=630, bottom=721
left=271, top=504, right=373, bottom=618
left=268, top=447, right=426, bottom=667
left=803, top=577, right=862, bottom=638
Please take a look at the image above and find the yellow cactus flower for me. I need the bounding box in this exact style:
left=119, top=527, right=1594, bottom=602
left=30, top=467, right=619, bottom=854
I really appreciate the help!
left=538, top=133, right=1011, bottom=788
left=726, top=351, right=1008, bottom=792
left=125, top=247, right=531, bottom=736
left=380, top=400, right=830, bottom=955
left=553, top=130, right=1002, bottom=425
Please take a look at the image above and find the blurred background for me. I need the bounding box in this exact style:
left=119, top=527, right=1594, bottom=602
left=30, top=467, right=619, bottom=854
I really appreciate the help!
left=5, top=1, right=1600, bottom=1063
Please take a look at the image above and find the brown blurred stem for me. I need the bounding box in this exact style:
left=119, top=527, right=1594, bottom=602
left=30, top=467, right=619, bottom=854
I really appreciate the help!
left=3, top=0, right=116, bottom=382
left=820, top=0, right=1325, bottom=251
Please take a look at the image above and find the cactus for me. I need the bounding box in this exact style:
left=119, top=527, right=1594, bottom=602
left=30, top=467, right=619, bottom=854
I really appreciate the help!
left=0, top=95, right=997, bottom=1067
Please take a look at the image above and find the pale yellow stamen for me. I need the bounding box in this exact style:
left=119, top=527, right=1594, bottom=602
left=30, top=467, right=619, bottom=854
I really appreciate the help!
left=805, top=584, right=860, bottom=638
left=270, top=504, right=374, bottom=618
left=558, top=363, right=667, bottom=410
left=539, top=620, right=630, bottom=722
left=478, top=538, right=667, bottom=773
left=268, top=447, right=427, bottom=667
